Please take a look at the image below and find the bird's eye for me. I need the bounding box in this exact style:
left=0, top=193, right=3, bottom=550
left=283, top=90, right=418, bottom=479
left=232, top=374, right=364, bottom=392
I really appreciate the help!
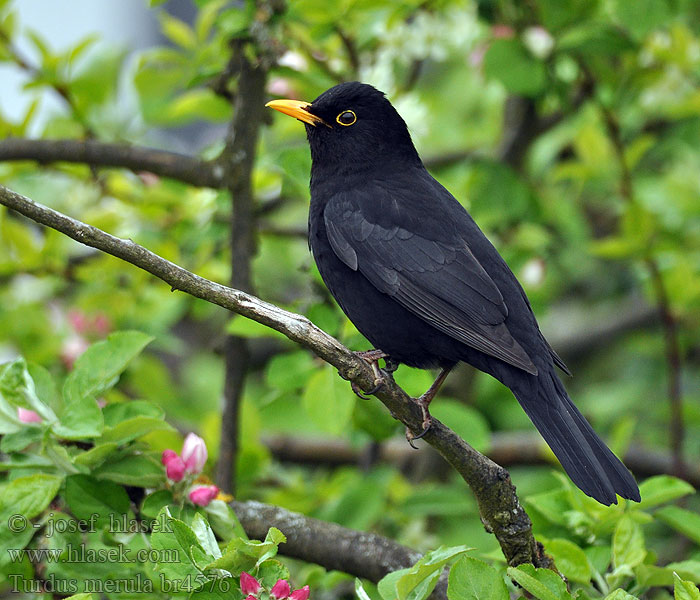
left=336, top=110, right=357, bottom=126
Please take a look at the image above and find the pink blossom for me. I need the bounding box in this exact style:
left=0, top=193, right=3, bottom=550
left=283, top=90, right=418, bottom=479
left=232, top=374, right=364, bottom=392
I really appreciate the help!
left=17, top=407, right=42, bottom=423
left=188, top=485, right=219, bottom=507
left=92, top=313, right=111, bottom=336
left=270, top=579, right=291, bottom=599
left=68, top=310, right=89, bottom=333
left=290, top=585, right=310, bottom=600
left=181, top=433, right=207, bottom=474
left=165, top=455, right=186, bottom=482
left=161, top=449, right=178, bottom=465
left=240, top=572, right=261, bottom=596
left=491, top=24, right=514, bottom=39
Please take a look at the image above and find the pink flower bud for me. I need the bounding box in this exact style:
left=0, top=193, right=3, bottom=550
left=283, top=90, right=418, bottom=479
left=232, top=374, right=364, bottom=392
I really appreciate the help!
left=17, top=407, right=42, bottom=423
left=161, top=449, right=178, bottom=465
left=290, top=585, right=310, bottom=600
left=181, top=433, right=207, bottom=474
left=245, top=596, right=257, bottom=600
left=270, top=579, right=291, bottom=599
left=165, top=456, right=186, bottom=482
left=188, top=485, right=219, bottom=507
left=68, top=310, right=89, bottom=333
left=92, top=313, right=111, bottom=337
left=240, top=572, right=261, bottom=596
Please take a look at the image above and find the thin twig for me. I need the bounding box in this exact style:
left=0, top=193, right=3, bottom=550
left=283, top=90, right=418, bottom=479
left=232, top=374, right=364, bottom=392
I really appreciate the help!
left=0, top=183, right=551, bottom=569
left=0, top=138, right=223, bottom=188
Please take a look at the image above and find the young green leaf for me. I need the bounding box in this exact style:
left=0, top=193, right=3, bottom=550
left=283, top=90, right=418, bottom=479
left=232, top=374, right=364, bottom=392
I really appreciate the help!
left=447, top=556, right=508, bottom=600
left=674, top=573, right=700, bottom=600
left=546, top=538, right=592, bottom=584
left=63, top=474, right=131, bottom=528
left=507, top=564, right=571, bottom=600
left=613, top=515, right=646, bottom=569
left=656, top=507, right=700, bottom=546
left=637, top=476, right=695, bottom=509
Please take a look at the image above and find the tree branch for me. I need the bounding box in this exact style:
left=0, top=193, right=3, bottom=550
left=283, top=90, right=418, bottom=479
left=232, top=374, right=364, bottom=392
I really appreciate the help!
left=232, top=499, right=449, bottom=598
left=0, top=183, right=550, bottom=569
left=0, top=138, right=224, bottom=189
left=264, top=432, right=700, bottom=489
left=215, top=39, right=271, bottom=494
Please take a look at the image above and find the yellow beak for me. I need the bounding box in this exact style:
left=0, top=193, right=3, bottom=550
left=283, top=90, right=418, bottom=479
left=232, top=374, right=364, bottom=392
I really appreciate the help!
left=265, top=99, right=328, bottom=127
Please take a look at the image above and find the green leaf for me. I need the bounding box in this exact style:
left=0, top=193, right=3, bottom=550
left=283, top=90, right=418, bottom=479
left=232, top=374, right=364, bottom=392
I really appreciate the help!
left=546, top=539, right=592, bottom=584
left=395, top=546, right=472, bottom=600
left=102, top=400, right=163, bottom=426
left=674, top=573, right=700, bottom=600
left=92, top=452, right=165, bottom=487
left=191, top=512, right=221, bottom=560
left=55, top=331, right=153, bottom=439
left=265, top=351, right=316, bottom=392
left=204, top=499, right=248, bottom=542
left=613, top=515, right=646, bottom=569
left=448, top=556, right=508, bottom=600
left=637, top=476, right=695, bottom=509
left=141, top=489, right=174, bottom=520
left=0, top=426, right=43, bottom=453
left=636, top=561, right=700, bottom=587
left=151, top=507, right=203, bottom=583
left=0, top=473, right=63, bottom=519
left=483, top=39, right=546, bottom=97
left=73, top=442, right=119, bottom=467
left=101, top=415, right=174, bottom=445
left=0, top=358, right=57, bottom=424
left=63, top=474, right=131, bottom=527
left=212, top=527, right=287, bottom=573
left=159, top=13, right=196, bottom=49
left=302, top=365, right=356, bottom=434
left=656, top=506, right=700, bottom=545
left=507, top=564, right=570, bottom=600
left=161, top=89, right=232, bottom=125
left=430, top=401, right=490, bottom=453
left=604, top=590, right=639, bottom=600
left=355, top=578, right=373, bottom=600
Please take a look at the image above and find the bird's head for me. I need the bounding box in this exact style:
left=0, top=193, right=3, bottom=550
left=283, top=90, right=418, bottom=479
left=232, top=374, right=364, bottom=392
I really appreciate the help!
left=266, top=82, right=421, bottom=178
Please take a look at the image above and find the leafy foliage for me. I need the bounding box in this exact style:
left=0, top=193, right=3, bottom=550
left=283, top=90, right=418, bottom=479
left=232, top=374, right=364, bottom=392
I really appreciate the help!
left=1, top=0, right=700, bottom=599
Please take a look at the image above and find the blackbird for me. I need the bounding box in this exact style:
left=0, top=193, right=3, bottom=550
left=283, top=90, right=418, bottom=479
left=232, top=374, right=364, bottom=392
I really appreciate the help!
left=267, top=82, right=640, bottom=506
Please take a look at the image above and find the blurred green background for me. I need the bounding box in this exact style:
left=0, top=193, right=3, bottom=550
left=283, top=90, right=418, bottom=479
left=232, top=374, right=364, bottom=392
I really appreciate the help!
left=1, top=0, right=699, bottom=597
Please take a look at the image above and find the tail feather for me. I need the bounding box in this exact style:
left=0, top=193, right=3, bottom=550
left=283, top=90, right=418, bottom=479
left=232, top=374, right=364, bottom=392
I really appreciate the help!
left=513, top=371, right=640, bottom=505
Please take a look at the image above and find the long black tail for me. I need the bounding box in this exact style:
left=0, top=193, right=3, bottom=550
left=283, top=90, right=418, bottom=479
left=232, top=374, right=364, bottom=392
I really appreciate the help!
left=512, top=370, right=640, bottom=505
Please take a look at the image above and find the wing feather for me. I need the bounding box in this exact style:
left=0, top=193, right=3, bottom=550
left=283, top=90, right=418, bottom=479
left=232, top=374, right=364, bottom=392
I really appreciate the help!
left=323, top=195, right=537, bottom=374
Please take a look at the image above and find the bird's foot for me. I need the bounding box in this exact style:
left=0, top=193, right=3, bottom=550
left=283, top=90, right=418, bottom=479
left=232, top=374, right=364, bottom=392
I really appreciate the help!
left=403, top=365, right=453, bottom=448
left=350, top=349, right=393, bottom=400
left=405, top=395, right=433, bottom=449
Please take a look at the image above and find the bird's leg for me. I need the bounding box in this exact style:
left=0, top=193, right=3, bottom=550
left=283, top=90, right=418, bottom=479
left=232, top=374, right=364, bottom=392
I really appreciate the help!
left=350, top=349, right=393, bottom=399
left=406, top=366, right=453, bottom=448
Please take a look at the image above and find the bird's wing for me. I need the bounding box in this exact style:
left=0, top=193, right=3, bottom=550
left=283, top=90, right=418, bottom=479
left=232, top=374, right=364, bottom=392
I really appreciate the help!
left=323, top=193, right=538, bottom=375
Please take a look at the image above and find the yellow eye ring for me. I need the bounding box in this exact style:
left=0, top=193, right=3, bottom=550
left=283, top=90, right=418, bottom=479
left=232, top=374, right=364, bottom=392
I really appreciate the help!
left=336, top=110, right=357, bottom=126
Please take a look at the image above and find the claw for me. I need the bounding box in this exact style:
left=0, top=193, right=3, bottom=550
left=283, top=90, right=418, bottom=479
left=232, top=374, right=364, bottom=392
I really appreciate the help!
left=349, top=349, right=393, bottom=399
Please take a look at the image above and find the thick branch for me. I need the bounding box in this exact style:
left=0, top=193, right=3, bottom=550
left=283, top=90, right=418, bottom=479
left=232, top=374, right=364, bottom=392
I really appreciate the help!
left=0, top=184, right=549, bottom=569
left=232, top=499, right=448, bottom=596
left=0, top=138, right=223, bottom=189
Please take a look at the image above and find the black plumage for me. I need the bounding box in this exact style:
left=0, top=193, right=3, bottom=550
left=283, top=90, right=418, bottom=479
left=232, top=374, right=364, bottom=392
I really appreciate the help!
left=267, top=82, right=640, bottom=506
